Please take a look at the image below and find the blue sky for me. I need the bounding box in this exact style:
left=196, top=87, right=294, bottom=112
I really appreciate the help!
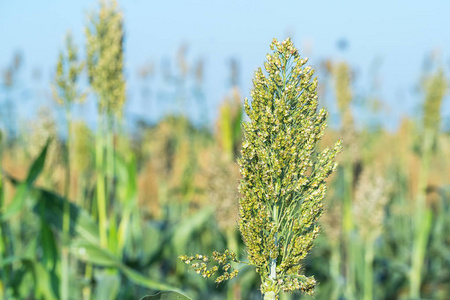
left=1, top=0, right=449, bottom=130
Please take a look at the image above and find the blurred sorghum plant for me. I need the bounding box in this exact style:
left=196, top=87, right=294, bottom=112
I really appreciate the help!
left=353, top=167, right=390, bottom=241
left=333, top=62, right=353, bottom=125
left=181, top=38, right=342, bottom=300
left=423, top=69, right=446, bottom=136
left=52, top=31, right=86, bottom=107
left=332, top=62, right=358, bottom=164
left=86, top=0, right=125, bottom=117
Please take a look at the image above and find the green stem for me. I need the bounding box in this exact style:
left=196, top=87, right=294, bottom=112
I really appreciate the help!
left=330, top=242, right=341, bottom=300
left=96, top=113, right=108, bottom=248
left=410, top=209, right=433, bottom=299
left=78, top=175, right=86, bottom=210
left=263, top=206, right=279, bottom=300
left=270, top=206, right=278, bottom=281
left=409, top=129, right=433, bottom=299
left=343, top=163, right=355, bottom=300
left=82, top=264, right=93, bottom=300
left=61, top=108, right=72, bottom=300
left=363, top=236, right=375, bottom=300
left=106, top=114, right=115, bottom=207
left=415, top=129, right=432, bottom=221
left=105, top=113, right=117, bottom=252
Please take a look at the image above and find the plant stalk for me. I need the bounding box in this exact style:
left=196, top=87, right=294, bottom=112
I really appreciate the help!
left=61, top=108, right=72, bottom=300
left=330, top=242, right=341, bottom=300
left=363, top=236, right=375, bottom=300
left=343, top=163, right=355, bottom=300
left=409, top=129, right=433, bottom=299
left=96, top=113, right=108, bottom=248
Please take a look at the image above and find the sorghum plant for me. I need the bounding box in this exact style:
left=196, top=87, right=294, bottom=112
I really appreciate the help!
left=52, top=31, right=85, bottom=300
left=331, top=61, right=356, bottom=299
left=422, top=69, right=446, bottom=138
left=53, top=31, right=85, bottom=202
left=86, top=0, right=126, bottom=248
left=333, top=62, right=353, bottom=127
left=181, top=38, right=341, bottom=300
left=53, top=32, right=85, bottom=109
left=410, top=68, right=447, bottom=299
left=354, top=167, right=390, bottom=300
left=84, top=3, right=126, bottom=298
left=86, top=0, right=125, bottom=119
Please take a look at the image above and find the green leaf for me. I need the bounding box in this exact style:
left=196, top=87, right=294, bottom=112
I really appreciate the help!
left=139, top=291, right=192, bottom=300
left=108, top=212, right=119, bottom=255
left=71, top=240, right=182, bottom=292
left=1, top=183, right=28, bottom=221
left=121, top=264, right=182, bottom=293
left=0, top=256, right=33, bottom=268
left=34, top=261, right=59, bottom=300
left=26, top=139, right=50, bottom=185
left=33, top=189, right=100, bottom=244
left=115, top=153, right=138, bottom=253
left=0, top=257, right=58, bottom=300
left=115, top=153, right=137, bottom=204
left=1, top=140, right=50, bottom=220
left=27, top=186, right=180, bottom=293
left=40, top=217, right=59, bottom=271
left=71, top=239, right=119, bottom=267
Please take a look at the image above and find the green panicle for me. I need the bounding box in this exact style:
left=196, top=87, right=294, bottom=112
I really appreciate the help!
left=238, top=38, right=341, bottom=297
left=180, top=38, right=342, bottom=300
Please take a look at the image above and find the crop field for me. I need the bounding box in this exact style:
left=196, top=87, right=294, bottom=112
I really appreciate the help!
left=0, top=1, right=449, bottom=300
